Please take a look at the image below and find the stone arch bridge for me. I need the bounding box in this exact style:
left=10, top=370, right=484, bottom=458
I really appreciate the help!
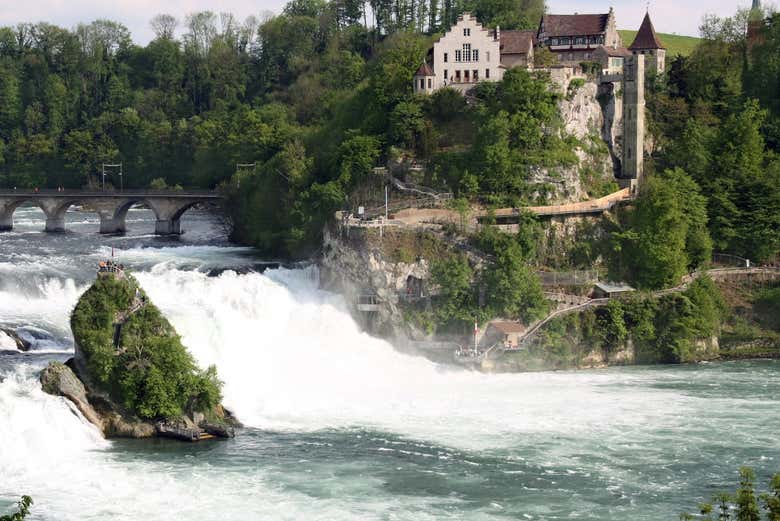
left=0, top=190, right=223, bottom=235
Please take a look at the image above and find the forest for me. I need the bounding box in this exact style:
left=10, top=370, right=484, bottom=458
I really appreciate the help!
left=0, top=1, right=777, bottom=263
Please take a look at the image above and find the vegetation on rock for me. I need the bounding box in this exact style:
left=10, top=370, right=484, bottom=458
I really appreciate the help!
left=70, top=274, right=222, bottom=420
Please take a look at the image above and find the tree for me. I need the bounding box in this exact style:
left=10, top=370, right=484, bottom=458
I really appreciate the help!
left=0, top=496, right=32, bottom=521
left=150, top=14, right=178, bottom=40
left=431, top=254, right=477, bottom=324
left=483, top=240, right=547, bottom=323
left=620, top=169, right=711, bottom=289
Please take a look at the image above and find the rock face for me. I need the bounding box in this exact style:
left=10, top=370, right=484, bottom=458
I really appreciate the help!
left=320, top=227, right=433, bottom=341
left=529, top=79, right=621, bottom=204
left=0, top=328, right=31, bottom=351
left=40, top=361, right=105, bottom=428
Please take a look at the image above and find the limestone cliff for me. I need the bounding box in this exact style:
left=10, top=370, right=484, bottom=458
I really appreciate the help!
left=320, top=227, right=435, bottom=341
left=529, top=79, right=621, bottom=204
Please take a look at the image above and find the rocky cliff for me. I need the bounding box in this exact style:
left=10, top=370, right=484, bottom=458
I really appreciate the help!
left=528, top=78, right=622, bottom=204
left=320, top=227, right=436, bottom=341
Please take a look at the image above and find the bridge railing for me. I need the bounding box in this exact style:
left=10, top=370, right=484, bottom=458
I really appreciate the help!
left=0, top=189, right=221, bottom=197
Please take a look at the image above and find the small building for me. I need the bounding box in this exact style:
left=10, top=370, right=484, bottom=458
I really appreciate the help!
left=591, top=282, right=636, bottom=299
left=593, top=45, right=632, bottom=75
left=499, top=29, right=536, bottom=70
left=537, top=8, right=622, bottom=65
left=628, top=11, right=666, bottom=74
left=413, top=62, right=436, bottom=94
left=485, top=321, right=527, bottom=349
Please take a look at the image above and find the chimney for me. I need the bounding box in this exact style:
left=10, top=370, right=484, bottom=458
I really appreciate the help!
left=495, top=25, right=500, bottom=41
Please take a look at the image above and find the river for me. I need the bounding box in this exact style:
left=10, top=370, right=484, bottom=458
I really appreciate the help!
left=0, top=206, right=777, bottom=520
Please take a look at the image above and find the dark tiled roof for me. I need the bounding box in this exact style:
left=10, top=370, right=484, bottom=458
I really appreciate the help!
left=500, top=30, right=536, bottom=54
left=629, top=12, right=665, bottom=50
left=598, top=45, right=632, bottom=57
left=414, top=62, right=434, bottom=76
left=541, top=13, right=609, bottom=37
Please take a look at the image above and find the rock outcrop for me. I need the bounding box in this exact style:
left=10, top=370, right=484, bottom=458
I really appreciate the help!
left=0, top=328, right=31, bottom=351
left=40, top=269, right=238, bottom=441
left=528, top=79, right=621, bottom=205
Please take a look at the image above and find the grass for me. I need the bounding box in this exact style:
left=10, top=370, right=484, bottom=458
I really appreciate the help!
left=618, top=30, right=701, bottom=57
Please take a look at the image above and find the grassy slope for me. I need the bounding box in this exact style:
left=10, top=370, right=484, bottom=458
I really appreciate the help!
left=618, top=30, right=701, bottom=56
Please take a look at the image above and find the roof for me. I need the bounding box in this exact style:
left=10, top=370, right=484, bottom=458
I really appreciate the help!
left=489, top=321, right=527, bottom=334
left=414, top=62, right=434, bottom=77
left=594, top=282, right=636, bottom=294
left=629, top=12, right=665, bottom=50
left=500, top=30, right=536, bottom=55
left=597, top=45, right=632, bottom=57
left=540, top=13, right=610, bottom=37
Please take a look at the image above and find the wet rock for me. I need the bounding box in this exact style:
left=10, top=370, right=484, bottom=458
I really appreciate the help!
left=0, top=327, right=31, bottom=351
left=40, top=361, right=104, bottom=429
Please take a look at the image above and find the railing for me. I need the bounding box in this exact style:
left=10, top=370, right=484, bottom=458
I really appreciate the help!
left=537, top=270, right=600, bottom=286
left=388, top=176, right=453, bottom=201
left=712, top=253, right=751, bottom=268
left=0, top=189, right=221, bottom=197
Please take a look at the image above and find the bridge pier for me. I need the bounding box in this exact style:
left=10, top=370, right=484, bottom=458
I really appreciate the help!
left=154, top=218, right=181, bottom=235
left=44, top=215, right=66, bottom=232
left=98, top=214, right=126, bottom=234
left=0, top=213, right=12, bottom=231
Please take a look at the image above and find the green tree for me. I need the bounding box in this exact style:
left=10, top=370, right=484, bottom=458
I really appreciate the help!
left=0, top=496, right=32, bottom=521
left=483, top=240, right=547, bottom=323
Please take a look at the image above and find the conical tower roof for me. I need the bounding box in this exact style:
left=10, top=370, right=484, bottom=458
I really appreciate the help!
left=629, top=12, right=665, bottom=50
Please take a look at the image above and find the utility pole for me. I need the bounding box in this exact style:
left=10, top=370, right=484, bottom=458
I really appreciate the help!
left=235, top=163, right=256, bottom=190
left=102, top=163, right=123, bottom=191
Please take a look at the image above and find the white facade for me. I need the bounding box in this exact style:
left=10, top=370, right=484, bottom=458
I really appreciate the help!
left=428, top=13, right=504, bottom=91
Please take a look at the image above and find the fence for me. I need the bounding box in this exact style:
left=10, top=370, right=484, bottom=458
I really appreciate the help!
left=536, top=270, right=600, bottom=287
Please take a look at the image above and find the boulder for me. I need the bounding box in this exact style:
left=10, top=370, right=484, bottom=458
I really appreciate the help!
left=40, top=361, right=104, bottom=429
left=0, top=327, right=31, bottom=351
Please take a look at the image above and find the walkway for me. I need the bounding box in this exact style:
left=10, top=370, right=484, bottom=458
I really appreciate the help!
left=339, top=187, right=634, bottom=232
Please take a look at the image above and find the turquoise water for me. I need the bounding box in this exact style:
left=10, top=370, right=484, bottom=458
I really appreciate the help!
left=0, top=208, right=777, bottom=520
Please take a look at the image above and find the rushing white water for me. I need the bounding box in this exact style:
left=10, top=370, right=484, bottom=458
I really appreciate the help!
left=133, top=265, right=697, bottom=450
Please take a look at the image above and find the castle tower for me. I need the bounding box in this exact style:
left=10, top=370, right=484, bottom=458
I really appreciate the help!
left=628, top=12, right=666, bottom=74
left=747, top=0, right=765, bottom=52
left=413, top=63, right=436, bottom=95
left=621, top=54, right=645, bottom=186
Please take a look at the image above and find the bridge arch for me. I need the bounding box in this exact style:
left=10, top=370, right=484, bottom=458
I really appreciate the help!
left=0, top=198, right=59, bottom=232
left=43, top=199, right=98, bottom=232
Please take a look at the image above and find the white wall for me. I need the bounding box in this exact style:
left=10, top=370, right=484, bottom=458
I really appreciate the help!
left=431, top=13, right=503, bottom=89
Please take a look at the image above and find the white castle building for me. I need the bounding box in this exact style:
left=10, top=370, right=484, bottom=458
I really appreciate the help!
left=414, top=13, right=505, bottom=94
